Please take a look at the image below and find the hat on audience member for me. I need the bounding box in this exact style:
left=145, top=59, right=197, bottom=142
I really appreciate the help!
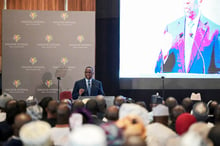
left=190, top=92, right=201, bottom=101
left=153, top=104, right=169, bottom=117
left=147, top=123, right=177, bottom=146
left=26, top=105, right=43, bottom=120
left=151, top=94, right=163, bottom=104
left=175, top=113, right=197, bottom=135
left=119, top=103, right=149, bottom=126
left=20, top=120, right=52, bottom=146
left=0, top=92, right=13, bottom=109
left=69, top=113, right=83, bottom=130
left=100, top=122, right=124, bottom=146
left=60, top=91, right=72, bottom=101
left=68, top=124, right=107, bottom=146
left=26, top=96, right=38, bottom=106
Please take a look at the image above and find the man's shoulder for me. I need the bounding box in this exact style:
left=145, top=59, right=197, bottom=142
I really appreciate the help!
left=75, top=79, right=85, bottom=83
left=92, top=79, right=102, bottom=84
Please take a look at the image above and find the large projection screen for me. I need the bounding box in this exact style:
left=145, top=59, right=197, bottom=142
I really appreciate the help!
left=120, top=0, right=220, bottom=89
left=2, top=10, right=95, bottom=100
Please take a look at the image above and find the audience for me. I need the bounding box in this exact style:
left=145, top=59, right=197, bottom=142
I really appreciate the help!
left=1, top=92, right=220, bottom=146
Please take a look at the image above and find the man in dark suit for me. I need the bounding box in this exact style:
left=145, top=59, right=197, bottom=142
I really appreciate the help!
left=72, top=66, right=105, bottom=99
left=155, top=0, right=220, bottom=74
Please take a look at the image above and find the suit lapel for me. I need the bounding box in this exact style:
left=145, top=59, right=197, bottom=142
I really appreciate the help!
left=187, top=15, right=209, bottom=72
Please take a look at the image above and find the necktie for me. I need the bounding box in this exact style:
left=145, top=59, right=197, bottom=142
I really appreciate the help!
left=88, top=80, right=91, bottom=96
left=188, top=21, right=194, bottom=38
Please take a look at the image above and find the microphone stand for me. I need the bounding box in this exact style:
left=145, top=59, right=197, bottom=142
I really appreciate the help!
left=161, top=76, right=165, bottom=98
left=57, top=77, right=61, bottom=101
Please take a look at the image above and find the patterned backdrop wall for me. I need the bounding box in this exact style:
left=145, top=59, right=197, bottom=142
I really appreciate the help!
left=2, top=10, right=95, bottom=101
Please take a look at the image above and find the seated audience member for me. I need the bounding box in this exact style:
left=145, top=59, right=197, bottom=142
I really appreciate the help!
left=44, top=100, right=58, bottom=127
left=4, top=113, right=32, bottom=146
left=100, top=122, right=124, bottom=146
left=207, top=100, right=218, bottom=124
left=119, top=103, right=149, bottom=126
left=148, top=94, right=163, bottom=123
left=136, top=101, right=147, bottom=109
left=188, top=122, right=213, bottom=143
left=26, top=97, right=43, bottom=120
left=69, top=113, right=83, bottom=131
left=104, top=105, right=119, bottom=122
left=50, top=103, right=71, bottom=146
left=191, top=102, right=209, bottom=122
left=0, top=93, right=13, bottom=112
left=17, top=100, right=27, bottom=113
left=123, top=136, right=147, bottom=146
left=85, top=99, right=104, bottom=125
left=165, top=96, right=178, bottom=114
left=180, top=131, right=210, bottom=146
left=208, top=124, right=220, bottom=146
left=0, top=99, right=19, bottom=142
left=67, top=124, right=107, bottom=146
left=175, top=113, right=197, bottom=135
left=152, top=104, right=169, bottom=126
left=96, top=95, right=107, bottom=120
left=181, top=97, right=193, bottom=113
left=114, top=95, right=127, bottom=107
left=74, top=108, right=93, bottom=124
left=147, top=122, right=177, bottom=146
left=38, top=96, right=53, bottom=120
left=116, top=115, right=147, bottom=140
left=19, top=120, right=52, bottom=146
left=214, top=104, right=220, bottom=124
left=72, top=66, right=105, bottom=99
left=169, top=105, right=186, bottom=131
left=72, top=99, right=85, bottom=112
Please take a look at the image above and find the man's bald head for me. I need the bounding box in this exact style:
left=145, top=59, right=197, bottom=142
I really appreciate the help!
left=14, top=113, right=32, bottom=136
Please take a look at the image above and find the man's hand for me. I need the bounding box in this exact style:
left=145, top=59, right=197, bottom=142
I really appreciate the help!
left=79, top=88, right=85, bottom=96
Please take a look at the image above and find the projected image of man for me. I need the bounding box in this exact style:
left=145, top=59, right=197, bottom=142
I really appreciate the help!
left=155, top=0, right=220, bottom=74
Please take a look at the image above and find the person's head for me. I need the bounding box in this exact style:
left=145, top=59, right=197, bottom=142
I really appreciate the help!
left=85, top=99, right=99, bottom=115
left=192, top=102, right=209, bottom=122
left=170, top=105, right=186, bottom=123
left=13, top=113, right=32, bottom=136
left=175, top=113, right=197, bottom=135
left=96, top=95, right=107, bottom=113
left=38, top=96, right=53, bottom=120
left=84, top=66, right=94, bottom=80
left=18, top=100, right=27, bottom=113
left=165, top=96, right=178, bottom=114
left=46, top=100, right=58, bottom=118
left=150, top=94, right=163, bottom=110
left=208, top=124, right=220, bottom=146
left=20, top=120, right=52, bottom=146
left=105, top=105, right=119, bottom=121
left=183, top=0, right=203, bottom=19
left=72, top=99, right=85, bottom=112
left=114, top=95, right=127, bottom=107
left=152, top=104, right=169, bottom=126
left=5, top=99, right=20, bottom=125
left=182, top=97, right=193, bottom=113
left=56, top=103, right=71, bottom=125
left=214, top=104, right=220, bottom=123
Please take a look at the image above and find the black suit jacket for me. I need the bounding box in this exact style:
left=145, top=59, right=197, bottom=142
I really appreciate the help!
left=72, top=78, right=104, bottom=99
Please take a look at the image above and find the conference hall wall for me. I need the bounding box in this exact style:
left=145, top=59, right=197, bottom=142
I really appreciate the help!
left=2, top=10, right=95, bottom=101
